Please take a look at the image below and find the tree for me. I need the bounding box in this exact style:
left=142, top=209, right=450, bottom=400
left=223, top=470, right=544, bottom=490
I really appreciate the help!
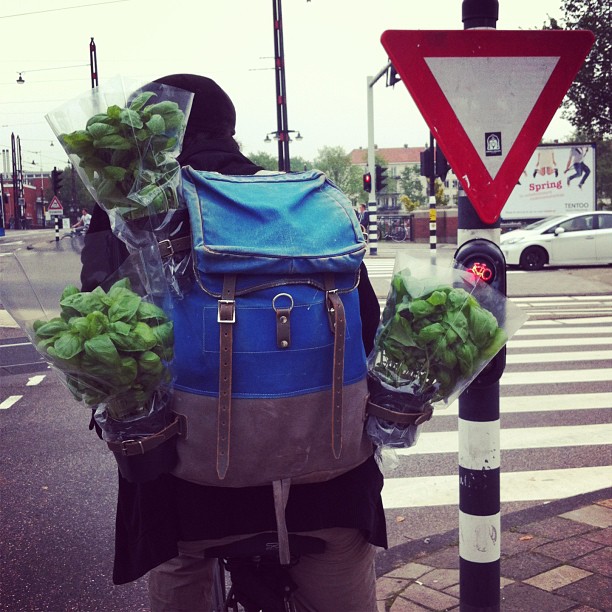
left=248, top=151, right=278, bottom=171
left=313, top=146, right=358, bottom=199
left=544, top=0, right=611, bottom=140
left=399, top=165, right=427, bottom=207
left=399, top=194, right=420, bottom=213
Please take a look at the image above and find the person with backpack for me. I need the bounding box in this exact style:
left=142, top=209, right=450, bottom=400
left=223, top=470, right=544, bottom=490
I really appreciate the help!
left=82, top=74, right=387, bottom=612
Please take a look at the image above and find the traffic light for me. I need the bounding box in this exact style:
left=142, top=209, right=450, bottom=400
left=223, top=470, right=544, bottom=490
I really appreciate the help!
left=386, top=64, right=401, bottom=87
left=51, top=167, right=64, bottom=195
left=435, top=144, right=450, bottom=182
left=363, top=172, right=372, bottom=193
left=420, top=148, right=434, bottom=178
left=375, top=165, right=388, bottom=192
left=454, top=238, right=507, bottom=386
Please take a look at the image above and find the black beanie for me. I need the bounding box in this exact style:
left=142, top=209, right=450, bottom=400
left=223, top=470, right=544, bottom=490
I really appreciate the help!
left=152, top=73, right=237, bottom=138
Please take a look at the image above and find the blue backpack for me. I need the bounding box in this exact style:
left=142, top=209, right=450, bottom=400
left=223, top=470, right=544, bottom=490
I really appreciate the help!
left=169, top=169, right=374, bottom=560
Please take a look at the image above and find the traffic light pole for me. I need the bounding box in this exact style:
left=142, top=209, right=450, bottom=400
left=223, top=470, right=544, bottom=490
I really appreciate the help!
left=366, top=62, right=393, bottom=256
left=428, top=132, right=436, bottom=265
left=454, top=2, right=503, bottom=610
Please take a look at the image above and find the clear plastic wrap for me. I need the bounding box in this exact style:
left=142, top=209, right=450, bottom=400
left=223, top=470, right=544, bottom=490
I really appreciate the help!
left=366, top=253, right=527, bottom=450
left=0, top=242, right=175, bottom=440
left=45, top=76, right=195, bottom=297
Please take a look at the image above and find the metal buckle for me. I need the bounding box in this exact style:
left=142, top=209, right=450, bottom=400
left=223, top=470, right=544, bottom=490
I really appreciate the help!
left=158, top=239, right=173, bottom=259
left=217, top=299, right=236, bottom=324
left=121, top=439, right=145, bottom=456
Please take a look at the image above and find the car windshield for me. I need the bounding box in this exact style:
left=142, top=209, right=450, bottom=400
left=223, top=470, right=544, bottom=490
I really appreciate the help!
left=524, top=216, right=565, bottom=230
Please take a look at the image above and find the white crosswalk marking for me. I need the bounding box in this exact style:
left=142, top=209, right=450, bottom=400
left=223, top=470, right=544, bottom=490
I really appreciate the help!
left=380, top=309, right=612, bottom=512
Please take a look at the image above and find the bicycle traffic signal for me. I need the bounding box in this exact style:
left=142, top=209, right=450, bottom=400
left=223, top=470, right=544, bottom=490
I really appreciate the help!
left=363, top=172, right=372, bottom=193
left=454, top=238, right=507, bottom=386
left=375, top=165, right=388, bottom=192
left=51, top=167, right=64, bottom=195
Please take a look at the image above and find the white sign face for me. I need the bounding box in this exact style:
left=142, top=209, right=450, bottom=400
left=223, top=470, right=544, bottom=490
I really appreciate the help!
left=501, top=143, right=596, bottom=220
left=425, top=56, right=559, bottom=180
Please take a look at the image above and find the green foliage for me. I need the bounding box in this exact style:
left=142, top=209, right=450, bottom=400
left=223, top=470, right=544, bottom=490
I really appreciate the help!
left=58, top=91, right=188, bottom=219
left=32, top=278, right=174, bottom=419
left=399, top=194, right=420, bottom=213
left=543, top=0, right=611, bottom=140
left=248, top=151, right=279, bottom=171
left=399, top=165, right=427, bottom=206
left=372, top=272, right=507, bottom=402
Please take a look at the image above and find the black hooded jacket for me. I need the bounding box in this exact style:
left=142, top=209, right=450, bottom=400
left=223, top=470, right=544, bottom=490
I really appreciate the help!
left=78, top=74, right=386, bottom=584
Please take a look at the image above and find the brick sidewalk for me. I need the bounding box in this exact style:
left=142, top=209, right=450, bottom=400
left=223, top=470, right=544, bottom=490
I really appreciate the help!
left=375, top=492, right=612, bottom=611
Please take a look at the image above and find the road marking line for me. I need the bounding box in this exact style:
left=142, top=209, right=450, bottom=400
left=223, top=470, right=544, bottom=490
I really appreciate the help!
left=394, top=423, right=612, bottom=456
left=26, top=375, right=46, bottom=386
left=502, top=368, right=612, bottom=385
left=509, top=337, right=612, bottom=348
left=0, top=395, right=23, bottom=410
left=382, top=466, right=612, bottom=509
left=435, top=392, right=611, bottom=416
left=515, top=326, right=612, bottom=336
left=506, top=350, right=612, bottom=364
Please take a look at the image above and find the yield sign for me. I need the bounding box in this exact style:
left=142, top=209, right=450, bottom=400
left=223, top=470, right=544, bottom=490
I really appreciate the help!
left=381, top=30, right=595, bottom=223
left=47, top=196, right=63, bottom=213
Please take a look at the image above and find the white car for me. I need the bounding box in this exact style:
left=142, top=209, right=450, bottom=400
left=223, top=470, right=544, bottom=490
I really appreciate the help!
left=500, top=211, right=612, bottom=270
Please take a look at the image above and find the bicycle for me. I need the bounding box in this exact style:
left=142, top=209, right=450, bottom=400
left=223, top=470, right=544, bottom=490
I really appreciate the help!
left=378, top=217, right=409, bottom=242
left=208, top=533, right=325, bottom=612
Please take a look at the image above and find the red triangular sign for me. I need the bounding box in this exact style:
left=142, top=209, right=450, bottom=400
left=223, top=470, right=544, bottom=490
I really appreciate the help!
left=47, top=196, right=63, bottom=211
left=381, top=30, right=594, bottom=223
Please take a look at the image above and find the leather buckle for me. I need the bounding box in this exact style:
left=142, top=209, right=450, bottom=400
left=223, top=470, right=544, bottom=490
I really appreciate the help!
left=217, top=300, right=236, bottom=324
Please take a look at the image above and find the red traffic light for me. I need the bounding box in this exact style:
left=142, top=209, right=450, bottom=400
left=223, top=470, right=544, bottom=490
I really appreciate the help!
left=363, top=172, right=372, bottom=193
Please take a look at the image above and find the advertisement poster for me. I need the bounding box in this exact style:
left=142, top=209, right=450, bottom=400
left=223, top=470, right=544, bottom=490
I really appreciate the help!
left=501, top=143, right=596, bottom=221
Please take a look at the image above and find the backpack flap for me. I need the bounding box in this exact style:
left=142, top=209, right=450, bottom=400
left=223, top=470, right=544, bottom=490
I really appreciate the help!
left=181, top=168, right=366, bottom=276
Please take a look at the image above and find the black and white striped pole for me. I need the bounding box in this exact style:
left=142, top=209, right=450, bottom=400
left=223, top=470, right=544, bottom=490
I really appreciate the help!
left=454, top=1, right=503, bottom=610
left=428, top=133, right=437, bottom=265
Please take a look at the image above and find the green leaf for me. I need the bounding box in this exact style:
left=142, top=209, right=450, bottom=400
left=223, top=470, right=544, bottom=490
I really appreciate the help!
left=61, top=291, right=106, bottom=315
left=35, top=318, right=69, bottom=338
left=151, top=321, right=174, bottom=349
left=468, top=306, right=499, bottom=348
left=145, top=114, right=165, bottom=135
left=87, top=122, right=118, bottom=139
left=129, top=91, right=156, bottom=111
left=61, top=285, right=80, bottom=301
left=137, top=301, right=168, bottom=323
left=106, top=105, right=122, bottom=119
left=84, top=334, right=120, bottom=368
left=59, top=130, right=94, bottom=155
left=102, top=165, right=128, bottom=181
left=54, top=332, right=84, bottom=360
left=108, top=292, right=141, bottom=323
left=93, top=134, right=133, bottom=150
left=417, top=322, right=446, bottom=346
left=143, top=101, right=180, bottom=116
left=119, top=108, right=144, bottom=129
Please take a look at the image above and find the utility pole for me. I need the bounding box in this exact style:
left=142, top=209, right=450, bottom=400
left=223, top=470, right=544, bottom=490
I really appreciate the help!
left=366, top=62, right=393, bottom=256
left=272, top=0, right=291, bottom=172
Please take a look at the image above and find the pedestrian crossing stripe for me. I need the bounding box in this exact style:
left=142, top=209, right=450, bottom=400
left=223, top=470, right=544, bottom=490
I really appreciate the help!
left=393, top=423, right=612, bottom=456
left=381, top=466, right=612, bottom=509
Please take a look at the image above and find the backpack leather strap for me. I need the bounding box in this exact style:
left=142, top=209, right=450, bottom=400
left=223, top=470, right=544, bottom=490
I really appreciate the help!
left=217, top=275, right=237, bottom=479
left=325, top=275, right=345, bottom=460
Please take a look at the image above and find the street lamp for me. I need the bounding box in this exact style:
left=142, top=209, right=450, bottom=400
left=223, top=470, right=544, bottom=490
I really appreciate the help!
left=264, top=130, right=303, bottom=143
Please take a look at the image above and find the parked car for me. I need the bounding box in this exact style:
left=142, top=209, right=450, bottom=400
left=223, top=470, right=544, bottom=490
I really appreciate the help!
left=500, top=211, right=612, bottom=270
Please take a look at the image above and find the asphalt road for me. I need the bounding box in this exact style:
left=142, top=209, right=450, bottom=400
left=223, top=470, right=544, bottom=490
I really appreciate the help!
left=1, top=229, right=610, bottom=611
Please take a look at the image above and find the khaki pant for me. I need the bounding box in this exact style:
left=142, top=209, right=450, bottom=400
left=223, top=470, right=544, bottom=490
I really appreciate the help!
left=149, top=528, right=378, bottom=612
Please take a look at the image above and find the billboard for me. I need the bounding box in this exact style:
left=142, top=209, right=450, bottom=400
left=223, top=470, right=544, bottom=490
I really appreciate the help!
left=500, top=143, right=596, bottom=221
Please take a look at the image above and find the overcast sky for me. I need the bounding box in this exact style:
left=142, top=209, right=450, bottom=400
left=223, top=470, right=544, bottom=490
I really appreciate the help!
left=1, top=0, right=571, bottom=172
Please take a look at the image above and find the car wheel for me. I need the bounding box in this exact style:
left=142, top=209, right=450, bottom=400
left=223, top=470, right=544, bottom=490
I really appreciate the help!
left=519, top=246, right=548, bottom=271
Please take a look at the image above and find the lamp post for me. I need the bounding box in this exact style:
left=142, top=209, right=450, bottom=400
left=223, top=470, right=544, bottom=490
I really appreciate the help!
left=264, top=130, right=303, bottom=143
